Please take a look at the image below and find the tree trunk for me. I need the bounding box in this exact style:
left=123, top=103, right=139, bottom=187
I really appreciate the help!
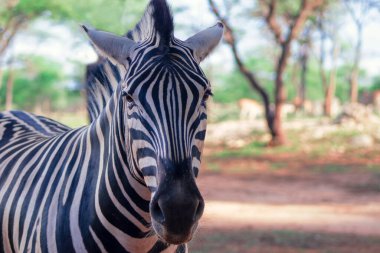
left=266, top=0, right=324, bottom=146
left=272, top=100, right=285, bottom=145
left=350, top=23, right=362, bottom=104
left=233, top=47, right=275, bottom=138
left=350, top=69, right=359, bottom=103
left=207, top=0, right=276, bottom=142
left=318, top=14, right=328, bottom=109
left=5, top=68, right=14, bottom=110
left=270, top=42, right=291, bottom=146
left=324, top=85, right=333, bottom=116
left=272, top=81, right=286, bottom=146
left=299, top=44, right=309, bottom=111
left=324, top=42, right=339, bottom=117
left=324, top=72, right=337, bottom=117
left=291, top=61, right=302, bottom=112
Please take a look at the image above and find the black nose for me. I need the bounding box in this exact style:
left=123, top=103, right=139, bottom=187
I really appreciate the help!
left=151, top=193, right=204, bottom=225
left=150, top=181, right=204, bottom=243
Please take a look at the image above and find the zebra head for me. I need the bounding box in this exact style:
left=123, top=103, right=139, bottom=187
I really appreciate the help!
left=83, top=0, right=223, bottom=245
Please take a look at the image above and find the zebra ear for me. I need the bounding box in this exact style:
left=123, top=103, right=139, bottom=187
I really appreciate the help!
left=185, top=22, right=224, bottom=63
left=82, top=25, right=137, bottom=65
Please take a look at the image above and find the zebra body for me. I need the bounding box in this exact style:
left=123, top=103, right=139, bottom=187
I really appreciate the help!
left=0, top=0, right=223, bottom=252
left=0, top=97, right=182, bottom=252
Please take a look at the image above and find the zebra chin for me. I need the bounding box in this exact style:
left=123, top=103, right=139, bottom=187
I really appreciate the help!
left=151, top=219, right=199, bottom=245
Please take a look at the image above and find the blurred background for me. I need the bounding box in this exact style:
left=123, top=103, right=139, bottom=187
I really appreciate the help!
left=1, top=0, right=380, bottom=252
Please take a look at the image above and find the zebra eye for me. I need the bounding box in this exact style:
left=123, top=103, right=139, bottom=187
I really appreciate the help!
left=122, top=91, right=134, bottom=103
left=126, top=95, right=134, bottom=103
left=202, top=90, right=213, bottom=102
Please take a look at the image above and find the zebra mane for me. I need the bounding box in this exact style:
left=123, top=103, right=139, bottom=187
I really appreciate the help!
left=85, top=57, right=121, bottom=122
left=127, top=0, right=174, bottom=47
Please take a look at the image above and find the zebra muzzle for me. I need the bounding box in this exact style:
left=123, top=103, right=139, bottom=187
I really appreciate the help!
left=149, top=175, right=204, bottom=244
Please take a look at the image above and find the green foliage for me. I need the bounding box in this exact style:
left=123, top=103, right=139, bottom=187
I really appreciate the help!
left=0, top=0, right=147, bottom=114
left=213, top=53, right=275, bottom=104
left=213, top=141, right=265, bottom=158
left=334, top=65, right=352, bottom=102
left=213, top=52, right=354, bottom=105
left=369, top=76, right=380, bottom=91
left=276, top=0, right=303, bottom=17
left=51, top=0, right=146, bottom=34
left=303, top=60, right=324, bottom=101
left=0, top=56, right=81, bottom=111
left=0, top=0, right=146, bottom=34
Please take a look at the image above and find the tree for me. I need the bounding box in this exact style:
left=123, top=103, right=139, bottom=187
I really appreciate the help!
left=208, top=0, right=275, bottom=144
left=0, top=0, right=144, bottom=109
left=0, top=56, right=82, bottom=112
left=370, top=76, right=380, bottom=91
left=344, top=0, right=379, bottom=103
left=315, top=5, right=342, bottom=117
left=213, top=54, right=276, bottom=104
left=0, top=0, right=145, bottom=51
left=209, top=0, right=324, bottom=145
left=261, top=0, right=325, bottom=144
left=0, top=0, right=26, bottom=57
left=294, top=22, right=313, bottom=111
left=4, top=60, right=14, bottom=110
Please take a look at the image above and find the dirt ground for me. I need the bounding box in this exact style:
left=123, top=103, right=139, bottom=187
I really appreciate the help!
left=189, top=151, right=380, bottom=253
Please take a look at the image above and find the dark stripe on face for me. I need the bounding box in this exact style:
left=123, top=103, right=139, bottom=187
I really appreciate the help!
left=141, top=166, right=157, bottom=177
left=123, top=38, right=210, bottom=195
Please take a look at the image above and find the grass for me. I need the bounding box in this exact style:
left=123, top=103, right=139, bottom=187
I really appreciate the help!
left=308, top=129, right=362, bottom=158
left=269, top=162, right=288, bottom=171
left=311, top=164, right=354, bottom=174
left=311, top=164, right=380, bottom=174
left=213, top=141, right=266, bottom=158
left=366, top=164, right=380, bottom=172
left=206, top=162, right=222, bottom=173
left=211, top=131, right=304, bottom=159
left=210, top=128, right=374, bottom=160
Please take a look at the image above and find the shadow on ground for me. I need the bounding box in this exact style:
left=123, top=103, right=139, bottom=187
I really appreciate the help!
left=190, top=228, right=380, bottom=253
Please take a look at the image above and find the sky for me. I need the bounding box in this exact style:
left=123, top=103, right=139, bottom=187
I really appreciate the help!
left=3, top=0, right=380, bottom=84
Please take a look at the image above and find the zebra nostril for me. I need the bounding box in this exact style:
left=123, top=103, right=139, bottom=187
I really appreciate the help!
left=194, top=198, right=204, bottom=221
left=152, top=200, right=165, bottom=224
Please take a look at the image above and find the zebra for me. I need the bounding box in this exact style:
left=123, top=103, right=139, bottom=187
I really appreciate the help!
left=85, top=57, right=120, bottom=122
left=0, top=0, right=223, bottom=252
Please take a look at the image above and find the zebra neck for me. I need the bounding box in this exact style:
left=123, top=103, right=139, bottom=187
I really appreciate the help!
left=92, top=85, right=147, bottom=189
left=88, top=89, right=154, bottom=247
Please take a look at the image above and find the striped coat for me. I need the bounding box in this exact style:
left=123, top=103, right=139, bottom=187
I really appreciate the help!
left=0, top=0, right=223, bottom=252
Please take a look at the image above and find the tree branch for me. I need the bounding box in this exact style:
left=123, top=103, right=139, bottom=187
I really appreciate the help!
left=207, top=0, right=267, bottom=98
left=208, top=0, right=275, bottom=134
left=0, top=15, right=27, bottom=56
left=259, top=0, right=284, bottom=44
left=287, top=0, right=324, bottom=46
left=278, top=0, right=324, bottom=76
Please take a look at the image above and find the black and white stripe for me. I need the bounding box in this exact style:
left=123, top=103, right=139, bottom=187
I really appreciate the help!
left=86, top=57, right=120, bottom=122
left=0, top=0, right=223, bottom=252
